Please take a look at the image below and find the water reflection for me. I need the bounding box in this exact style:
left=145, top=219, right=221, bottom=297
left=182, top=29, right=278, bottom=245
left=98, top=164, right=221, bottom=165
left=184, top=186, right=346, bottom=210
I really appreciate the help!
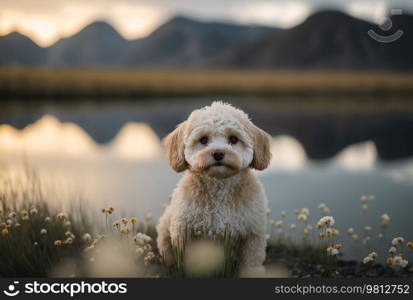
left=0, top=115, right=161, bottom=160
left=1, top=97, right=412, bottom=160
left=335, top=141, right=377, bottom=171
left=108, top=122, right=161, bottom=160
left=1, top=115, right=413, bottom=260
left=0, top=114, right=382, bottom=170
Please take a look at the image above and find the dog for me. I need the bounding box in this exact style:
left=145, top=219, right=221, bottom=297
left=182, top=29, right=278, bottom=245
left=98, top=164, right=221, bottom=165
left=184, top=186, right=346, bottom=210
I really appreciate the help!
left=156, top=101, right=271, bottom=273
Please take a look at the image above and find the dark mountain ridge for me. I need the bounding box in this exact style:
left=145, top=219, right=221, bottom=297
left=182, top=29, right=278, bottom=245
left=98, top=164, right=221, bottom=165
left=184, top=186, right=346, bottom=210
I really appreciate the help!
left=0, top=11, right=412, bottom=70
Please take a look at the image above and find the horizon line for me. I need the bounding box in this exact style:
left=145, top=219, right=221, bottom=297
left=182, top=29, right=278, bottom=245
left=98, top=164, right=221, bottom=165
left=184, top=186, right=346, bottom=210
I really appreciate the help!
left=0, top=8, right=412, bottom=48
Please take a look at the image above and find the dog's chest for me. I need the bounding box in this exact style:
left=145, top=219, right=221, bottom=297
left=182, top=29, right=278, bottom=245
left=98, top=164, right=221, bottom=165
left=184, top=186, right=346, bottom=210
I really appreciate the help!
left=175, top=193, right=252, bottom=237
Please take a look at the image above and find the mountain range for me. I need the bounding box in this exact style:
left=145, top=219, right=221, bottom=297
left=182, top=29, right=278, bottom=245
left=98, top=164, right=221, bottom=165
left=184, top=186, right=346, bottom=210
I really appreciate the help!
left=1, top=11, right=412, bottom=70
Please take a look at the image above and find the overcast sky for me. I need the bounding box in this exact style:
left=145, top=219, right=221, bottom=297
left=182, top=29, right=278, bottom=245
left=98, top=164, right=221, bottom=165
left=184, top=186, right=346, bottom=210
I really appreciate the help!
left=0, top=0, right=412, bottom=46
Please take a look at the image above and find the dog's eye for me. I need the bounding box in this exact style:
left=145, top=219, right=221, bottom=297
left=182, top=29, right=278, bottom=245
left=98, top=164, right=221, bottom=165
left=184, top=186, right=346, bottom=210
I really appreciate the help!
left=199, top=136, right=208, bottom=145
left=228, top=136, right=239, bottom=145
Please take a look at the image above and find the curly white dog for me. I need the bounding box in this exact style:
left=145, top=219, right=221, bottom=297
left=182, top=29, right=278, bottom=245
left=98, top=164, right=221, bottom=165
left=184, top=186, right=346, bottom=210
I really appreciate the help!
left=156, top=101, right=271, bottom=272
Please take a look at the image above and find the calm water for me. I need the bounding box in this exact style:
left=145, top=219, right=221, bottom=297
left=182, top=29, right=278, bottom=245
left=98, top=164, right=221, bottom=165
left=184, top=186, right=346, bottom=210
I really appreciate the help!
left=1, top=97, right=413, bottom=260
left=2, top=97, right=413, bottom=159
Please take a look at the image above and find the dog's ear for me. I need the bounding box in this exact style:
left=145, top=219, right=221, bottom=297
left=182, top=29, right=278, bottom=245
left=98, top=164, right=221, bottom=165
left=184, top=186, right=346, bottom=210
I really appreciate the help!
left=163, top=121, right=188, bottom=172
left=250, top=125, right=272, bottom=170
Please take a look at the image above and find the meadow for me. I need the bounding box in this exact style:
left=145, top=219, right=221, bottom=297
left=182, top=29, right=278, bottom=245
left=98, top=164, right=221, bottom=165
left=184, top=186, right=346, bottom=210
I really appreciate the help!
left=1, top=68, right=413, bottom=99
left=1, top=172, right=412, bottom=278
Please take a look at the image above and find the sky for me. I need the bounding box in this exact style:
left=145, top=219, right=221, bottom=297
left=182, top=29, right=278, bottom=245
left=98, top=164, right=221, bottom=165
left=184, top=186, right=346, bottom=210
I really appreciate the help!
left=0, top=0, right=412, bottom=47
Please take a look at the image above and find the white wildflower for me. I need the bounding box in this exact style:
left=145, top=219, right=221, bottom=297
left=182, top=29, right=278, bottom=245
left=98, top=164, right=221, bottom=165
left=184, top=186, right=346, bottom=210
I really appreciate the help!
left=270, top=220, right=283, bottom=227
left=393, top=255, right=403, bottom=265
left=317, top=216, right=335, bottom=228
left=363, top=256, right=373, bottom=264
left=364, top=226, right=372, bottom=233
left=362, top=237, right=371, bottom=245
left=392, top=237, right=405, bottom=246
left=82, top=233, right=92, bottom=242
left=400, top=259, right=409, bottom=268
left=120, top=226, right=130, bottom=234
left=297, top=213, right=307, bottom=222
left=326, top=247, right=339, bottom=256
left=134, top=233, right=152, bottom=245
left=136, top=247, right=145, bottom=255
left=380, top=214, right=390, bottom=227
left=388, top=246, right=397, bottom=254
left=57, top=212, right=67, bottom=221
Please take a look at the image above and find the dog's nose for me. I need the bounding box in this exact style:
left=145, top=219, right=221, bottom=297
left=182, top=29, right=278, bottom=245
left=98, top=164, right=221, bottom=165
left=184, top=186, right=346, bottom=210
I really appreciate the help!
left=213, top=152, right=224, bottom=161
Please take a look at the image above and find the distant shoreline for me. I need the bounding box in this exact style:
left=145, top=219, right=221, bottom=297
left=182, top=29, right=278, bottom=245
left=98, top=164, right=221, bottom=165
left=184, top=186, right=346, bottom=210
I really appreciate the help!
left=1, top=68, right=413, bottom=101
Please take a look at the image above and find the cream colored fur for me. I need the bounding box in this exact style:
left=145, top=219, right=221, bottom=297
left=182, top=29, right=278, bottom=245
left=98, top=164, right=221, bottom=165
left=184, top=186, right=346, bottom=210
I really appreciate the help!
left=157, top=101, right=271, bottom=272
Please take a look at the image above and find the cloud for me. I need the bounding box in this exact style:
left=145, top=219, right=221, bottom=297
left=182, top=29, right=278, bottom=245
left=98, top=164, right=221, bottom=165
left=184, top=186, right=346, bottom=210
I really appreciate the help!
left=346, top=1, right=388, bottom=23
left=0, top=0, right=164, bottom=46
left=231, top=1, right=312, bottom=28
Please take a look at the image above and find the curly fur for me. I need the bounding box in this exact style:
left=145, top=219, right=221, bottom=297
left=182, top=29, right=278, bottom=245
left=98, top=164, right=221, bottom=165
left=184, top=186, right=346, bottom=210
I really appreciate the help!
left=157, top=101, right=271, bottom=272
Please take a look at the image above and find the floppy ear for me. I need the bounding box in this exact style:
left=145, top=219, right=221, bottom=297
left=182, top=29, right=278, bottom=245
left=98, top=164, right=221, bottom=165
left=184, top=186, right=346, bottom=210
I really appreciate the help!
left=163, top=121, right=188, bottom=172
left=250, top=125, right=272, bottom=170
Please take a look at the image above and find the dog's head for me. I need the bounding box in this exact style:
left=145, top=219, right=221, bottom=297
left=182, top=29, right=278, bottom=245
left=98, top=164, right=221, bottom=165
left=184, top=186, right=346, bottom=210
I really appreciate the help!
left=164, top=102, right=271, bottom=179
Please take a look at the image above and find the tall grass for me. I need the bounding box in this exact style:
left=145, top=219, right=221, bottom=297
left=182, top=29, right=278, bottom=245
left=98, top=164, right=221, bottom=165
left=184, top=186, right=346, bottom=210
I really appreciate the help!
left=1, top=171, right=412, bottom=277
left=164, top=227, right=243, bottom=278
left=0, top=173, right=92, bottom=277
left=1, top=68, right=413, bottom=99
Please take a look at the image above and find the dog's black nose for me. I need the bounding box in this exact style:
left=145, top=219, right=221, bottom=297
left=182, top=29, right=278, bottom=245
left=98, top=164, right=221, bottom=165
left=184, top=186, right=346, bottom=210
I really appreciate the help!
left=213, top=152, right=224, bottom=161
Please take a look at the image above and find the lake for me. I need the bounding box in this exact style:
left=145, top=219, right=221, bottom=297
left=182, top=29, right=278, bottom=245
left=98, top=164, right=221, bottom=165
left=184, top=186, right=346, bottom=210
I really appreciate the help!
left=1, top=97, right=413, bottom=261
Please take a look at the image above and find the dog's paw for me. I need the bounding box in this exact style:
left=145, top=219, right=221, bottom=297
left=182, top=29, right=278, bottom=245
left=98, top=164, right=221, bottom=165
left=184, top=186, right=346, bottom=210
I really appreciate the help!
left=239, top=265, right=266, bottom=277
left=160, top=251, right=174, bottom=267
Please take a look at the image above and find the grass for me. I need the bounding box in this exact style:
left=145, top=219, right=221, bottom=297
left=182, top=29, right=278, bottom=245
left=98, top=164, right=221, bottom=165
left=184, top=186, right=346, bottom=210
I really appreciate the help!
left=1, top=68, right=413, bottom=99
left=1, top=172, right=412, bottom=278
left=0, top=173, right=92, bottom=277
left=163, top=227, right=243, bottom=278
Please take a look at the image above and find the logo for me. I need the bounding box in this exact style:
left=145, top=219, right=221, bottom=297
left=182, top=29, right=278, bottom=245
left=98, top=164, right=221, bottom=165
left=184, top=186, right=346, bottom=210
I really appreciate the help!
left=368, top=9, right=404, bottom=43
left=3, top=281, right=20, bottom=297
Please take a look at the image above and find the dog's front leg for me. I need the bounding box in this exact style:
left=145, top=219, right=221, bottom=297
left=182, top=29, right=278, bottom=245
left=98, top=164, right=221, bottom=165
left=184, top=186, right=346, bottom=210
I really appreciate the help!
left=239, top=233, right=266, bottom=275
left=156, top=209, right=174, bottom=266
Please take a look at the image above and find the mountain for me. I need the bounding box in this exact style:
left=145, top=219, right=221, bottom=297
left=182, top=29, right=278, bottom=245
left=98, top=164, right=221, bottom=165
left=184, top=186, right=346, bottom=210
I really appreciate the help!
left=212, top=11, right=413, bottom=70
left=122, top=16, right=278, bottom=67
left=0, top=11, right=412, bottom=70
left=229, top=11, right=378, bottom=69
left=376, top=13, right=413, bottom=70
left=47, top=21, right=129, bottom=66
left=0, top=32, right=47, bottom=65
